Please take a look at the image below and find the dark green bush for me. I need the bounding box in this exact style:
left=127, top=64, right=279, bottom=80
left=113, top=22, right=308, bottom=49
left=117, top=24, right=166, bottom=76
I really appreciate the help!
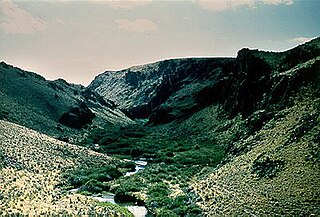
left=79, top=180, right=110, bottom=193
left=252, top=156, right=285, bottom=178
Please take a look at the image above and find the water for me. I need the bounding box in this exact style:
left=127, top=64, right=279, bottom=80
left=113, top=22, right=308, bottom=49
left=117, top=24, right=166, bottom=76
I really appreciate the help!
left=70, top=159, right=148, bottom=217
left=123, top=205, right=148, bottom=217
left=125, top=159, right=147, bottom=177
left=92, top=193, right=115, bottom=204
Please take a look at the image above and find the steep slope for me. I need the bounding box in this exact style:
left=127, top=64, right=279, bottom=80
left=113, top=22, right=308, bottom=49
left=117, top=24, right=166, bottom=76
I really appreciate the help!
left=0, top=62, right=133, bottom=142
left=0, top=120, right=132, bottom=216
left=192, top=92, right=320, bottom=216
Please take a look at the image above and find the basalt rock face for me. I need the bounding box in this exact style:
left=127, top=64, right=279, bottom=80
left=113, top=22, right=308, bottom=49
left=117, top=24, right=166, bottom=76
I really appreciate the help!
left=223, top=41, right=320, bottom=126
left=151, top=39, right=320, bottom=125
left=89, top=58, right=234, bottom=120
left=148, top=60, right=234, bottom=124
left=90, top=37, right=320, bottom=125
left=229, top=42, right=319, bottom=114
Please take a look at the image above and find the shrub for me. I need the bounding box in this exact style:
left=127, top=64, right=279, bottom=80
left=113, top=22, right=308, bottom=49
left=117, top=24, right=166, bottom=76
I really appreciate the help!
left=65, top=166, right=122, bottom=190
left=252, top=155, right=285, bottom=178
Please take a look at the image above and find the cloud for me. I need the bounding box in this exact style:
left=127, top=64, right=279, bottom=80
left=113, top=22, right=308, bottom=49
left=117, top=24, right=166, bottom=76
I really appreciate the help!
left=260, top=0, right=294, bottom=5
left=289, top=37, right=316, bottom=44
left=0, top=0, right=46, bottom=34
left=90, top=0, right=152, bottom=9
left=115, top=18, right=157, bottom=32
left=196, top=0, right=255, bottom=11
left=196, top=0, right=294, bottom=11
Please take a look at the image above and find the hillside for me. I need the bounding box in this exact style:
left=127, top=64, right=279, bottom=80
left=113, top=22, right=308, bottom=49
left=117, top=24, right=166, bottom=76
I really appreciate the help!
left=84, top=37, right=320, bottom=216
left=192, top=92, right=320, bottom=215
left=88, top=58, right=234, bottom=119
left=0, top=120, right=133, bottom=216
left=0, top=62, right=133, bottom=142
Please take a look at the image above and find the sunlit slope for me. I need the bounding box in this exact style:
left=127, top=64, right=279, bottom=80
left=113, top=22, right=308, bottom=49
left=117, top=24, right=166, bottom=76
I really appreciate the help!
left=0, top=120, right=132, bottom=216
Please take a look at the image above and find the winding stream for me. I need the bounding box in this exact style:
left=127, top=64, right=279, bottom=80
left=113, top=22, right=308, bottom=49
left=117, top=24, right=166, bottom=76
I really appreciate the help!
left=70, top=159, right=148, bottom=217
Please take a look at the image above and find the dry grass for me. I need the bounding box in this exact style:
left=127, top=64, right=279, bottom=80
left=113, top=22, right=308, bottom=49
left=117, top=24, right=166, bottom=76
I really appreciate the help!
left=192, top=95, right=320, bottom=216
left=0, top=120, right=131, bottom=216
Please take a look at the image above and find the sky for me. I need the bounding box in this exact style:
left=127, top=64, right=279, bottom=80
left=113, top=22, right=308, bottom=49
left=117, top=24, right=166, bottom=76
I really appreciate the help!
left=0, top=0, right=319, bottom=86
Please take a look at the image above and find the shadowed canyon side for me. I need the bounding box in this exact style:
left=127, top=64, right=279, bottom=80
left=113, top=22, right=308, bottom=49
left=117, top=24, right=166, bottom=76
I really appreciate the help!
left=90, top=38, right=320, bottom=125
left=0, top=38, right=320, bottom=216
left=88, top=58, right=235, bottom=120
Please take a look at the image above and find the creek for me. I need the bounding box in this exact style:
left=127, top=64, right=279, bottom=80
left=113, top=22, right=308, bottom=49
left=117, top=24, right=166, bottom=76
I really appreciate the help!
left=70, top=159, right=148, bottom=217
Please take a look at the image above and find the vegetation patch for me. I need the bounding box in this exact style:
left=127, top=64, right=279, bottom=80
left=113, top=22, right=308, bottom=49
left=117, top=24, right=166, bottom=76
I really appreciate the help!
left=0, top=151, right=5, bottom=169
left=64, top=166, right=123, bottom=193
left=0, top=109, right=9, bottom=120
left=96, top=202, right=134, bottom=217
left=252, top=155, right=285, bottom=179
left=77, top=104, right=248, bottom=215
left=287, top=114, right=318, bottom=144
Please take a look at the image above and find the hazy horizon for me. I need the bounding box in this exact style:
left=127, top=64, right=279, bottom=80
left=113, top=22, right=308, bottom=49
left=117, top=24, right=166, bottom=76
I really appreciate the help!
left=1, top=0, right=319, bottom=85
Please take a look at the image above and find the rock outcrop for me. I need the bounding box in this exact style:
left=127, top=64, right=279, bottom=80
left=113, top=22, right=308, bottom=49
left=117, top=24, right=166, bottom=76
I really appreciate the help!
left=89, top=58, right=234, bottom=119
left=59, top=102, right=96, bottom=129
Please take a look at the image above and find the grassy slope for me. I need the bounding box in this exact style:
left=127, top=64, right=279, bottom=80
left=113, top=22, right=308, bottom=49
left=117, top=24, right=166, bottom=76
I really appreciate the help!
left=192, top=92, right=320, bottom=216
left=0, top=120, right=132, bottom=216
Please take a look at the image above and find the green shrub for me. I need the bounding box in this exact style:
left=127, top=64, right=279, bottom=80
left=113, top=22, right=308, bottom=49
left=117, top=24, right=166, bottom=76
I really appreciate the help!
left=65, top=166, right=122, bottom=191
left=157, top=209, right=179, bottom=217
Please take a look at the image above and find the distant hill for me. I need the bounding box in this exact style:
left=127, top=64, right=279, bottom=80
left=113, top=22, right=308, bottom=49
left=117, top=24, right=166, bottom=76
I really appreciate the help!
left=0, top=63, right=133, bottom=142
